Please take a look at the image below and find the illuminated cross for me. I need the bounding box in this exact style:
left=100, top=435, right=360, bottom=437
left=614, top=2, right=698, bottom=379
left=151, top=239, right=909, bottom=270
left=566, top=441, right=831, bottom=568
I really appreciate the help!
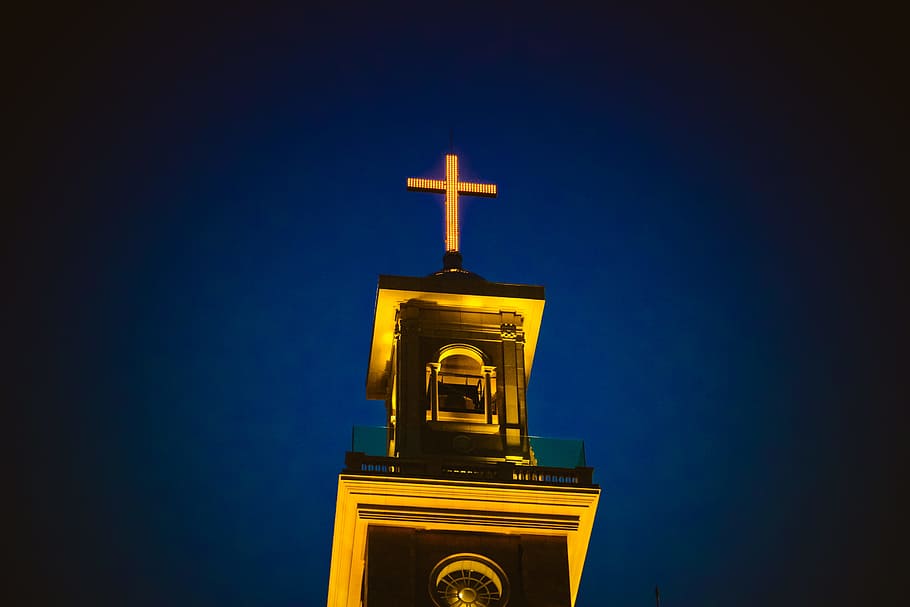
left=407, top=154, right=497, bottom=255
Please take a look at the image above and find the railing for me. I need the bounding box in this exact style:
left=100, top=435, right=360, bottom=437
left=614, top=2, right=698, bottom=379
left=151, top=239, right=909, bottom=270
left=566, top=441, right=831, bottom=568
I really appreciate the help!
left=344, top=452, right=595, bottom=487
left=351, top=426, right=588, bottom=468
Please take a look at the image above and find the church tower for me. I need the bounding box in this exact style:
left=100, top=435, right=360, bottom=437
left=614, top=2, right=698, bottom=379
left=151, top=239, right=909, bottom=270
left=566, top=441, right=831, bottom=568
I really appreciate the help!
left=326, top=154, right=599, bottom=607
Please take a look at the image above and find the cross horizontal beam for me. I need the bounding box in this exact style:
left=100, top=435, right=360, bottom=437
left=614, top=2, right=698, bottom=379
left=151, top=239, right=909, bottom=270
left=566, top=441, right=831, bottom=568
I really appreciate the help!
left=406, top=178, right=497, bottom=198
left=406, top=178, right=446, bottom=193
left=457, top=182, right=497, bottom=198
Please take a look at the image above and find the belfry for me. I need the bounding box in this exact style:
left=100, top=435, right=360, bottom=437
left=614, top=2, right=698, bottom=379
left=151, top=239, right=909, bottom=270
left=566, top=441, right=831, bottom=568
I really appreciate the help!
left=326, top=153, right=599, bottom=607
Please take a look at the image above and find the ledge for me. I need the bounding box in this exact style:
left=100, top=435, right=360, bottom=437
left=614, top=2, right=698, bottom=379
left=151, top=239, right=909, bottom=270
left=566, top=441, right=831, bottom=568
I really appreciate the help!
left=344, top=452, right=596, bottom=487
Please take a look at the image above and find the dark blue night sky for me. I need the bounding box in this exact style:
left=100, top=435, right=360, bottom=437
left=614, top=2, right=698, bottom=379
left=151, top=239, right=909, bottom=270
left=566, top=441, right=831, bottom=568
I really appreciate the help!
left=10, top=4, right=905, bottom=606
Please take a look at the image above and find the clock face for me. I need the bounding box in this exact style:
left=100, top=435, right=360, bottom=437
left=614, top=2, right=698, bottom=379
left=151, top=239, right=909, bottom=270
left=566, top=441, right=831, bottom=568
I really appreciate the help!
left=429, top=554, right=509, bottom=607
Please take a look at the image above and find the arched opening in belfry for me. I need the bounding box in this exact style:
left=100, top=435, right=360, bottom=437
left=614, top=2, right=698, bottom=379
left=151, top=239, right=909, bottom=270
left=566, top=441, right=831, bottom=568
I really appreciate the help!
left=426, top=345, right=497, bottom=423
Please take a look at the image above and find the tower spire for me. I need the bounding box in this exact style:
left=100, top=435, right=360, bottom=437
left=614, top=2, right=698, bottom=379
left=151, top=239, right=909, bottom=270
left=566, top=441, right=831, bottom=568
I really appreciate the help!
left=406, top=153, right=497, bottom=269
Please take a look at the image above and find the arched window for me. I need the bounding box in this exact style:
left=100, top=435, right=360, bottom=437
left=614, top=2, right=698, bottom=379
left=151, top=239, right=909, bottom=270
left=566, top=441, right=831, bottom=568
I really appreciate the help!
left=427, top=345, right=497, bottom=423
left=429, top=553, right=509, bottom=607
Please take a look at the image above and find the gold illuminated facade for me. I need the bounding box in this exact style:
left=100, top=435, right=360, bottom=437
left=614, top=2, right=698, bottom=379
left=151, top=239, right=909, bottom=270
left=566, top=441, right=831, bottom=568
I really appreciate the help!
left=327, top=154, right=599, bottom=607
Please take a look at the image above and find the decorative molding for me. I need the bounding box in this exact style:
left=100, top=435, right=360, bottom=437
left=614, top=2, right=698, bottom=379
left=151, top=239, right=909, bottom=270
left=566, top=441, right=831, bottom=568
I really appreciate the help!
left=358, top=503, right=579, bottom=531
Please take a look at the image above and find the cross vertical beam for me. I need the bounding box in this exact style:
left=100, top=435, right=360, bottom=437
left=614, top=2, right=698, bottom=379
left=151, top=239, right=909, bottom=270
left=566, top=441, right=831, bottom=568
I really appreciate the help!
left=445, top=154, right=459, bottom=252
left=407, top=154, right=498, bottom=256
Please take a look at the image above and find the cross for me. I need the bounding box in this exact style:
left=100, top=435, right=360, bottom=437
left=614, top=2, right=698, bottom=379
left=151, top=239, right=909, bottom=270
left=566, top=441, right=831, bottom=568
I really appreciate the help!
left=407, top=154, right=497, bottom=255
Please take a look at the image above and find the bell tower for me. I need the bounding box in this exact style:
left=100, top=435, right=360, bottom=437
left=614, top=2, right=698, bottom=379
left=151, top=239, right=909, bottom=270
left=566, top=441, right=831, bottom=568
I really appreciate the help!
left=327, top=153, right=599, bottom=607
left=370, top=274, right=544, bottom=465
